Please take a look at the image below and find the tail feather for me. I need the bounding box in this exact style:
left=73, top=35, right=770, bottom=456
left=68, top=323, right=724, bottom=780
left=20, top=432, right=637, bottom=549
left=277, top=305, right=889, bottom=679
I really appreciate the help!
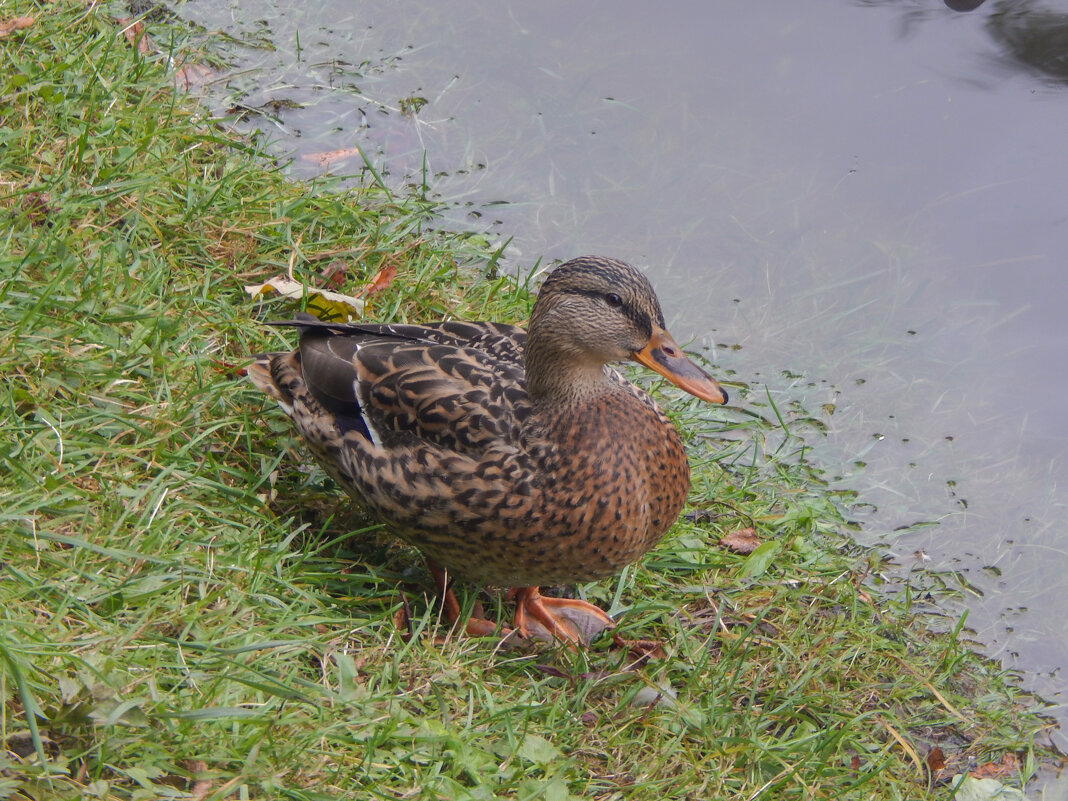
left=247, top=353, right=295, bottom=415
left=249, top=350, right=375, bottom=443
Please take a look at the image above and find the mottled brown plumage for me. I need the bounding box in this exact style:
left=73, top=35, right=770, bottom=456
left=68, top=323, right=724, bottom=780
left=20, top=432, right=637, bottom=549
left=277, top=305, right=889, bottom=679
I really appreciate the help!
left=249, top=256, right=727, bottom=644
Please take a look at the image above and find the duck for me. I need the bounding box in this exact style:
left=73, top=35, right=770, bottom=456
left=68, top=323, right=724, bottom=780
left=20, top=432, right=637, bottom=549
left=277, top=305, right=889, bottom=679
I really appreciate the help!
left=248, top=256, right=727, bottom=645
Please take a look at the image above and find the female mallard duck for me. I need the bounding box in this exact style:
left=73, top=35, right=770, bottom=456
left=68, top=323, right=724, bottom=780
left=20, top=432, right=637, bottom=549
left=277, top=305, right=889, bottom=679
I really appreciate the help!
left=249, top=256, right=727, bottom=645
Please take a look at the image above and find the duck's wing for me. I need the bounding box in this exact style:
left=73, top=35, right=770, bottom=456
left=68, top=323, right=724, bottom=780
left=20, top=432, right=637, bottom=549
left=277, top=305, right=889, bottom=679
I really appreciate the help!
left=260, top=315, right=532, bottom=456
left=268, top=317, right=527, bottom=362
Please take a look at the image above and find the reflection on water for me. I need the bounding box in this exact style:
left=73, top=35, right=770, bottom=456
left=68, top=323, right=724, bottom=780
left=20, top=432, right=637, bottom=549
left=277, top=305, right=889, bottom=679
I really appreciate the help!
left=861, top=0, right=1068, bottom=86
left=178, top=0, right=1068, bottom=748
left=988, top=1, right=1068, bottom=84
left=873, top=0, right=1068, bottom=84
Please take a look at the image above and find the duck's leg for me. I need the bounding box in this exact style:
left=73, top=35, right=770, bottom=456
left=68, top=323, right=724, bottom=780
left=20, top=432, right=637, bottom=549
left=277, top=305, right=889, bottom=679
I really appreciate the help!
left=427, top=561, right=505, bottom=637
left=511, top=586, right=615, bottom=646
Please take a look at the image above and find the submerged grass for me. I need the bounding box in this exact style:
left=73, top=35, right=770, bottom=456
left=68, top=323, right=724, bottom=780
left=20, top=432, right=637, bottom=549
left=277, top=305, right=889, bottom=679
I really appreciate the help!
left=0, top=3, right=1057, bottom=800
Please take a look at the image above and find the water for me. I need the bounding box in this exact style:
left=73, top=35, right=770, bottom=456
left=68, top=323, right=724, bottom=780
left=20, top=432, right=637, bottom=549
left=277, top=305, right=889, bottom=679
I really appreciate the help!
left=178, top=0, right=1068, bottom=747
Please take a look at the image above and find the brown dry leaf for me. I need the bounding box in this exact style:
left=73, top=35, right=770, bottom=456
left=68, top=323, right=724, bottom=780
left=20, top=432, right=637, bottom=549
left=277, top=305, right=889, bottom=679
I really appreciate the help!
left=611, top=633, right=667, bottom=663
left=181, top=760, right=211, bottom=801
left=393, top=596, right=413, bottom=642
left=719, top=527, right=761, bottom=554
left=175, top=60, right=217, bottom=90
left=361, top=264, right=398, bottom=297
left=0, top=16, right=34, bottom=37
left=970, top=752, right=1019, bottom=780
left=926, top=746, right=946, bottom=773
left=924, top=747, right=946, bottom=793
left=320, top=259, right=350, bottom=288
left=191, top=778, right=213, bottom=801
left=301, top=147, right=362, bottom=169
left=118, top=19, right=154, bottom=55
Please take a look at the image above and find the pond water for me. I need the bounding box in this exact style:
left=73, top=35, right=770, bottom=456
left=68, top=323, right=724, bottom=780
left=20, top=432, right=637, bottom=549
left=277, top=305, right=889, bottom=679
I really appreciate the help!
left=178, top=0, right=1067, bottom=749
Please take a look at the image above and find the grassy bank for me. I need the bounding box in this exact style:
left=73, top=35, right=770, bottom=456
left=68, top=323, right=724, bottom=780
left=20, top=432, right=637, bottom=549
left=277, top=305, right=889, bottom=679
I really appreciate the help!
left=0, top=3, right=1056, bottom=799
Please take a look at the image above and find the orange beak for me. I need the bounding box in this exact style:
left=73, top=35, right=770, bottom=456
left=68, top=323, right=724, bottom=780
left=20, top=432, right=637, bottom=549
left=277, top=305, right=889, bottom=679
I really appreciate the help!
left=632, top=325, right=728, bottom=404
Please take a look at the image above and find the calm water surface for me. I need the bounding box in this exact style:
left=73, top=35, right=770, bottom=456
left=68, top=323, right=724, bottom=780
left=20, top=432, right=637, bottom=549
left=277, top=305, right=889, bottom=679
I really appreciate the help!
left=179, top=0, right=1068, bottom=746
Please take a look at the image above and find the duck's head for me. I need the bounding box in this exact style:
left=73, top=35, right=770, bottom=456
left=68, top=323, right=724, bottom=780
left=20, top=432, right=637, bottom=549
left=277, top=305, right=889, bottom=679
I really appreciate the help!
left=526, top=256, right=728, bottom=405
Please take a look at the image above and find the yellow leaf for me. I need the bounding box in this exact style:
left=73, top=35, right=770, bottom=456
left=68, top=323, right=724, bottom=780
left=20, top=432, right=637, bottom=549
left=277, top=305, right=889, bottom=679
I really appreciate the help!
left=244, top=275, right=365, bottom=321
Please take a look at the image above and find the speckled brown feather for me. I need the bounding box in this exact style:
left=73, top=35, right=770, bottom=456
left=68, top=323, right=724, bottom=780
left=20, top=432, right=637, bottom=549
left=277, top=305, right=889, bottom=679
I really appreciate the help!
left=248, top=256, right=719, bottom=589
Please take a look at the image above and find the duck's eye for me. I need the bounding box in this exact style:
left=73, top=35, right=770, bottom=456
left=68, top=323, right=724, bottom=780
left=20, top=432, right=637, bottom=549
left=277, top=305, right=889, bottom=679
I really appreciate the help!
left=604, top=292, right=624, bottom=308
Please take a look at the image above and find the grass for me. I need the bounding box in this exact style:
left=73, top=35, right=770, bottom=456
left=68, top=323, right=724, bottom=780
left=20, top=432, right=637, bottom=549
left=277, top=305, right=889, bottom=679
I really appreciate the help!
left=0, top=2, right=1058, bottom=799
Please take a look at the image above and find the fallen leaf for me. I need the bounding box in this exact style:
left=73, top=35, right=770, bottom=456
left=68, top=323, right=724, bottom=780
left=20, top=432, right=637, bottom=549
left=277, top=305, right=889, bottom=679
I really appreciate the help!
left=191, top=778, right=213, bottom=801
left=118, top=19, right=154, bottom=54
left=950, top=773, right=1031, bottom=801
left=245, top=274, right=365, bottom=321
left=738, top=540, right=783, bottom=579
left=611, top=633, right=667, bottom=663
left=392, top=597, right=412, bottom=642
left=926, top=746, right=946, bottom=773
left=180, top=760, right=211, bottom=801
left=301, top=147, right=362, bottom=169
left=720, top=527, right=761, bottom=554
left=320, top=259, right=350, bottom=288
left=0, top=16, right=34, bottom=37
left=174, top=60, right=216, bottom=90
left=360, top=264, right=398, bottom=297
left=970, top=753, right=1019, bottom=780
left=517, top=733, right=561, bottom=766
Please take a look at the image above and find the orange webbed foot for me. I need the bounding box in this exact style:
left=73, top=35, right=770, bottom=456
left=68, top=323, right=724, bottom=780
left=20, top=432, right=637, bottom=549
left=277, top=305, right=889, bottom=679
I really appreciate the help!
left=511, top=586, right=615, bottom=646
left=427, top=564, right=612, bottom=646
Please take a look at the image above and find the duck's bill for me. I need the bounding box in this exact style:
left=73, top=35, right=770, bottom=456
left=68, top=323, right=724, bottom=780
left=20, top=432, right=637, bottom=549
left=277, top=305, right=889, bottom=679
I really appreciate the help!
left=633, top=327, right=728, bottom=405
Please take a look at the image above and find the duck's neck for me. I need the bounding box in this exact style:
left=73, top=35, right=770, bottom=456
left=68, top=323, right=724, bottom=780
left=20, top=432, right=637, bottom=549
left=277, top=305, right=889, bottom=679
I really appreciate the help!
left=524, top=332, right=615, bottom=405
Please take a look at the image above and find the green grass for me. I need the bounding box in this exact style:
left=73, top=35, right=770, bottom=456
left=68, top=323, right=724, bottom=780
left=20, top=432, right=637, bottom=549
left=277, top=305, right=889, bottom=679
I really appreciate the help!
left=0, top=3, right=1057, bottom=800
